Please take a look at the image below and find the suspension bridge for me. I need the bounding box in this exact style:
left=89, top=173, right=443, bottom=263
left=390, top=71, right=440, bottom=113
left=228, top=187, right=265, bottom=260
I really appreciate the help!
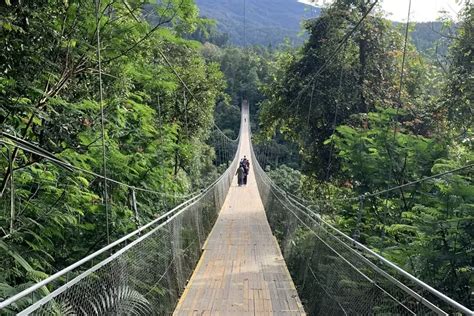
left=0, top=102, right=472, bottom=315
left=173, top=102, right=304, bottom=315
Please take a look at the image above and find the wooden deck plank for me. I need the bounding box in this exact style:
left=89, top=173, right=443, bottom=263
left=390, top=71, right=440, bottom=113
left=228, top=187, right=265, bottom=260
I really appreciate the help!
left=173, top=107, right=305, bottom=315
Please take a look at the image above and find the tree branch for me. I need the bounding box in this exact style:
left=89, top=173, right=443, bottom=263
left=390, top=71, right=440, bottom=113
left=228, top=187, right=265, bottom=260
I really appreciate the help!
left=103, top=0, right=184, bottom=64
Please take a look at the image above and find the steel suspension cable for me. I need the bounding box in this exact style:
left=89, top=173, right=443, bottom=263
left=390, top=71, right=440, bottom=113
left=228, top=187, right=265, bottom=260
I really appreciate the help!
left=314, top=0, right=379, bottom=80
left=243, top=0, right=247, bottom=48
left=308, top=163, right=473, bottom=204
left=306, top=82, right=316, bottom=126
left=251, top=138, right=473, bottom=203
left=0, top=129, right=241, bottom=311
left=0, top=133, right=199, bottom=199
left=251, top=143, right=472, bottom=313
left=395, top=0, right=412, bottom=124
left=266, top=187, right=421, bottom=315
left=281, top=190, right=473, bottom=315
left=0, top=189, right=202, bottom=310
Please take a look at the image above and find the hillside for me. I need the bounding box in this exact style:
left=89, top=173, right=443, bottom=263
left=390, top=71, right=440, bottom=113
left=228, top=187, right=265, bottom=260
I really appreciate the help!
left=195, top=0, right=320, bottom=46
left=195, top=0, right=447, bottom=54
left=409, top=21, right=452, bottom=56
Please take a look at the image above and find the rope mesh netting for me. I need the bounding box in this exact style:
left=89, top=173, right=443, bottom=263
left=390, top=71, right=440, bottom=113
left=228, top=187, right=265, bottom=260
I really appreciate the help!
left=2, top=116, right=471, bottom=315
left=28, top=165, right=235, bottom=315
left=208, top=129, right=239, bottom=168
left=0, top=129, right=240, bottom=315
left=250, top=142, right=471, bottom=315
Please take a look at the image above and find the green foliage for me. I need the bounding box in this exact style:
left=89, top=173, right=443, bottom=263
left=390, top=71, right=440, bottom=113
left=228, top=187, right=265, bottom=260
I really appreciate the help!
left=218, top=47, right=272, bottom=112
left=259, top=0, right=474, bottom=308
left=268, top=165, right=303, bottom=193
left=259, top=0, right=428, bottom=177
left=442, top=4, right=473, bottom=133
left=214, top=101, right=240, bottom=139
left=332, top=109, right=447, bottom=195
left=198, top=44, right=274, bottom=135
left=0, top=0, right=229, bottom=299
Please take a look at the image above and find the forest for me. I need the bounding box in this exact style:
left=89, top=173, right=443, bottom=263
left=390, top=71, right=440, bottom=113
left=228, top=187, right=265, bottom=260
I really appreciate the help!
left=1, top=0, right=473, bottom=313
left=0, top=0, right=235, bottom=304
left=257, top=0, right=473, bottom=309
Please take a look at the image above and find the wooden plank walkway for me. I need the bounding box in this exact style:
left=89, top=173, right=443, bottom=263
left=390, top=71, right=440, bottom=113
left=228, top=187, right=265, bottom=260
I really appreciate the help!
left=174, top=105, right=305, bottom=315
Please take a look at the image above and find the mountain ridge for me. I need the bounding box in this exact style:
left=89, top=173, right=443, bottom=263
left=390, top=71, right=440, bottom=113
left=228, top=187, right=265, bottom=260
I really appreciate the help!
left=194, top=0, right=447, bottom=54
left=195, top=0, right=320, bottom=46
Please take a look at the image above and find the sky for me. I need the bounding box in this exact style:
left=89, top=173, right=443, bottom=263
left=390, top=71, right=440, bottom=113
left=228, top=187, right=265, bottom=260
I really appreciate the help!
left=298, top=0, right=465, bottom=22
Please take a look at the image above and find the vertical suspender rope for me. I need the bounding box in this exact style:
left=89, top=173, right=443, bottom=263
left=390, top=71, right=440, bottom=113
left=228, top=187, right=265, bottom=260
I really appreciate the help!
left=306, top=82, right=316, bottom=126
left=218, top=132, right=221, bottom=166
left=243, top=0, right=248, bottom=100
left=326, top=44, right=346, bottom=181
left=223, top=135, right=226, bottom=165
left=157, top=94, right=166, bottom=211
left=95, top=0, right=110, bottom=245
left=227, top=137, right=230, bottom=164
left=354, top=196, right=365, bottom=241
left=222, top=135, right=226, bottom=165
left=184, top=89, right=189, bottom=137
left=217, top=132, right=220, bottom=165
left=380, top=191, right=389, bottom=253
left=243, top=0, right=246, bottom=48
left=8, top=147, right=15, bottom=234
left=131, top=189, right=140, bottom=232
left=221, top=135, right=225, bottom=165
left=394, top=0, right=412, bottom=137
left=386, top=0, right=412, bottom=228
left=221, top=133, right=225, bottom=165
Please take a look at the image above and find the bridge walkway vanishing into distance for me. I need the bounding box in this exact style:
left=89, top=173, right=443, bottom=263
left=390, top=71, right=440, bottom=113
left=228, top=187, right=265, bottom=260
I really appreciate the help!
left=173, top=103, right=305, bottom=315
left=0, top=102, right=473, bottom=315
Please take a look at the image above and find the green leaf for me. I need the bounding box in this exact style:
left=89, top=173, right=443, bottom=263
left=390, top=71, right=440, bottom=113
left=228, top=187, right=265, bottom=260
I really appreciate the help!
left=0, top=241, right=33, bottom=272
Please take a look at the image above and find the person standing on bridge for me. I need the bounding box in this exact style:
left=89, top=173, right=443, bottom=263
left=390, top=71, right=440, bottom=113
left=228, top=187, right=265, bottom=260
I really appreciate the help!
left=242, top=156, right=250, bottom=185
left=236, top=163, right=245, bottom=186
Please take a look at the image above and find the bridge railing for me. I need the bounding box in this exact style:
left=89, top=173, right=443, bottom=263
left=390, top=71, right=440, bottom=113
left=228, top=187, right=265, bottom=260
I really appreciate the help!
left=0, top=131, right=241, bottom=315
left=250, top=141, right=473, bottom=315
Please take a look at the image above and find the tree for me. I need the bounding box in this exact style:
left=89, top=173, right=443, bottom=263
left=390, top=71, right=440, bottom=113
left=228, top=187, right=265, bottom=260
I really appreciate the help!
left=442, top=3, right=473, bottom=134
left=257, top=0, right=473, bottom=308
left=0, top=0, right=227, bottom=298
left=259, top=0, right=422, bottom=178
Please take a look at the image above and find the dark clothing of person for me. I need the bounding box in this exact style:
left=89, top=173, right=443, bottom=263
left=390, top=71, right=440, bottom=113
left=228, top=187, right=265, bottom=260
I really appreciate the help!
left=236, top=166, right=245, bottom=186
left=240, top=161, right=247, bottom=173
left=241, top=158, right=250, bottom=185
left=243, top=159, right=250, bottom=173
